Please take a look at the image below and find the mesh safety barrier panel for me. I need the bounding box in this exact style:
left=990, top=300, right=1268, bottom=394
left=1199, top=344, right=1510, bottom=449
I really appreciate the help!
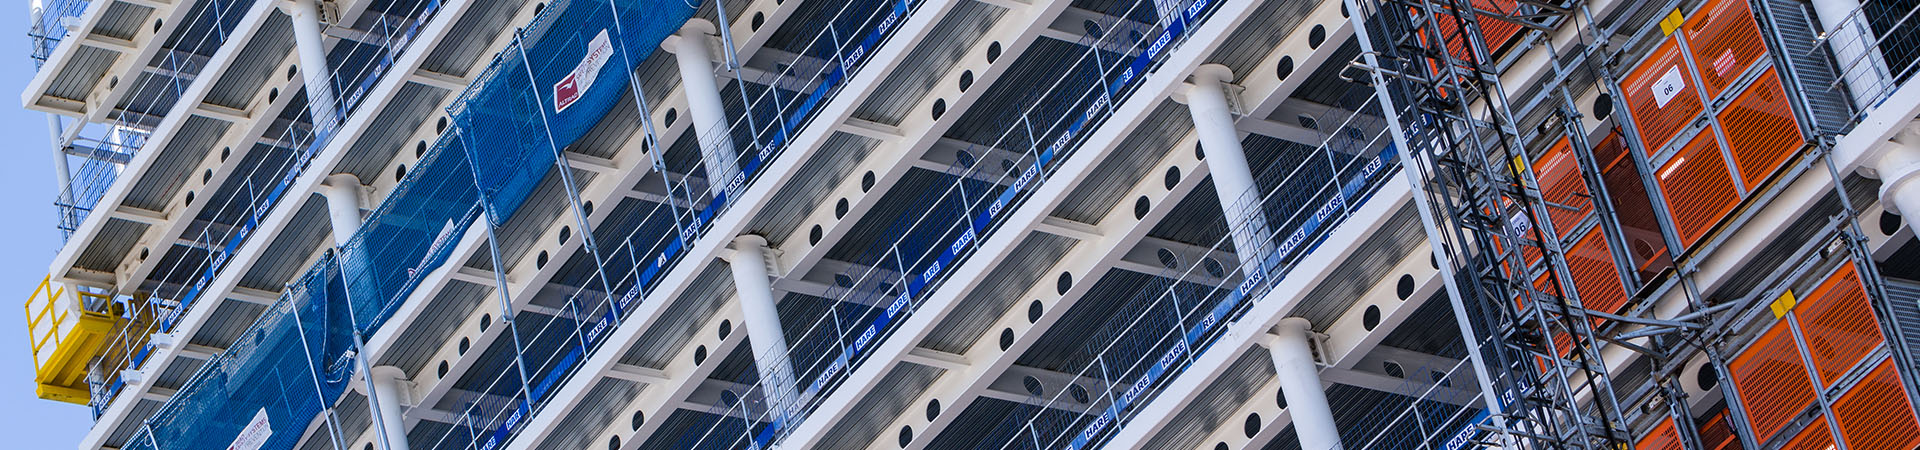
left=1716, top=68, right=1798, bottom=193
left=1655, top=131, right=1738, bottom=249
left=1780, top=419, right=1832, bottom=450
left=1534, top=137, right=1591, bottom=240
left=1793, top=264, right=1882, bottom=389
left=337, top=136, right=484, bottom=336
left=1680, top=0, right=1766, bottom=100
left=1622, top=37, right=1701, bottom=157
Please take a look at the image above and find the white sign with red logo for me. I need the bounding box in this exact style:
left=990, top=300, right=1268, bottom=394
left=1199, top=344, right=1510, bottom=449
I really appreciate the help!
left=554, top=29, right=615, bottom=113
left=227, top=409, right=273, bottom=450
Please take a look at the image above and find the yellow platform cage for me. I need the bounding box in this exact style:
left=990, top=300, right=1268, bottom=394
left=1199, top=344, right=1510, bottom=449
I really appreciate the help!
left=26, top=276, right=115, bottom=404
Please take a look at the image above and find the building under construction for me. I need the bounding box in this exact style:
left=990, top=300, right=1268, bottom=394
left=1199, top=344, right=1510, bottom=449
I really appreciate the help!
left=19, top=0, right=1920, bottom=447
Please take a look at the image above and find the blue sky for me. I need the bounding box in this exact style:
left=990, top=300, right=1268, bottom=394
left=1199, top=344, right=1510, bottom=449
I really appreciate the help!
left=2, top=8, right=110, bottom=449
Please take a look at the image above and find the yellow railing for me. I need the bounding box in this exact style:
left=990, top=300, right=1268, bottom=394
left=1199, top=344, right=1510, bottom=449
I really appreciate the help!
left=26, top=275, right=115, bottom=405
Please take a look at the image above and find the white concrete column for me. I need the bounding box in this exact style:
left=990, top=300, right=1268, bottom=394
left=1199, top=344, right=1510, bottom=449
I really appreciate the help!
left=729, top=235, right=799, bottom=422
left=369, top=366, right=413, bottom=450
left=282, top=0, right=340, bottom=131
left=320, top=173, right=365, bottom=247
left=673, top=20, right=742, bottom=198
left=1271, top=318, right=1343, bottom=450
left=1813, top=0, right=1890, bottom=107
left=1876, top=126, right=1920, bottom=218
left=1187, top=64, right=1273, bottom=274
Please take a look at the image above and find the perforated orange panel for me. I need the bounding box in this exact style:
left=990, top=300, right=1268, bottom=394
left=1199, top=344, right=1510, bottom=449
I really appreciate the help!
left=1407, top=0, right=1524, bottom=102
left=1511, top=274, right=1583, bottom=371
left=1696, top=411, right=1742, bottom=450
left=1534, top=137, right=1592, bottom=240
left=1636, top=418, right=1683, bottom=450
left=1525, top=274, right=1578, bottom=359
left=1682, top=0, right=1767, bottom=99
left=1423, top=0, right=1524, bottom=63
left=1832, top=360, right=1920, bottom=450
left=1716, top=69, right=1801, bottom=192
left=1515, top=230, right=1624, bottom=363
left=1730, top=320, right=1816, bottom=442
left=1793, top=264, right=1883, bottom=388
left=1780, top=420, right=1833, bottom=450
left=1567, top=228, right=1627, bottom=320
left=1624, top=37, right=1703, bottom=156
left=1594, top=132, right=1672, bottom=276
left=1656, top=132, right=1739, bottom=250
left=1476, top=0, right=1523, bottom=56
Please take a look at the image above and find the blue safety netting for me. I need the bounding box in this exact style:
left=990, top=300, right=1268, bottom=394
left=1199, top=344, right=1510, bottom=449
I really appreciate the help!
left=89, top=0, right=451, bottom=417
left=116, top=0, right=694, bottom=448
left=122, top=126, right=484, bottom=450
left=124, top=254, right=354, bottom=450
left=453, top=0, right=694, bottom=225
left=337, top=135, right=483, bottom=335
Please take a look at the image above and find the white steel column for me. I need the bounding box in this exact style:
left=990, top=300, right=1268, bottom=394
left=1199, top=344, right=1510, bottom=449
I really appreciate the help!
left=673, top=20, right=742, bottom=198
left=1187, top=64, right=1272, bottom=273
left=730, top=235, right=799, bottom=421
left=320, top=174, right=364, bottom=246
left=1270, top=317, right=1342, bottom=450
left=1813, top=0, right=1890, bottom=106
left=369, top=366, right=413, bottom=450
left=283, top=0, right=340, bottom=130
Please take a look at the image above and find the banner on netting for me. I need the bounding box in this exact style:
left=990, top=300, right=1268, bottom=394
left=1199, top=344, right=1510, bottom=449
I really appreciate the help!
left=452, top=0, right=698, bottom=226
